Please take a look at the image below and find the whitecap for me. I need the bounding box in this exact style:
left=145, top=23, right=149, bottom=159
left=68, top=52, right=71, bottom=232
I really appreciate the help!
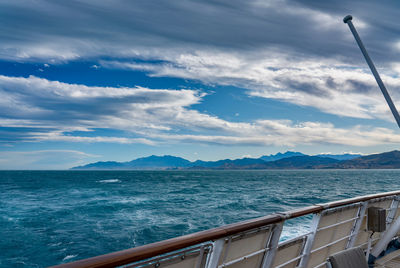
left=49, top=242, right=62, bottom=247
left=280, top=224, right=311, bottom=242
left=117, top=196, right=149, bottom=204
left=63, top=255, right=78, bottom=261
left=97, top=179, right=121, bottom=183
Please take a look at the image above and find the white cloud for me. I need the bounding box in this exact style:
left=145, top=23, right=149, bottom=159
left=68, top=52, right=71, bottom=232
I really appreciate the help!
left=0, top=74, right=204, bottom=133
left=31, top=131, right=156, bottom=145
left=2, top=1, right=400, bottom=126
left=1, top=74, right=400, bottom=149
left=102, top=51, right=400, bottom=121
left=143, top=120, right=400, bottom=147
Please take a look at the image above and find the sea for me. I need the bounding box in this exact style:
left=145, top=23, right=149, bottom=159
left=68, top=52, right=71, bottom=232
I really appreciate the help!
left=1, top=169, right=400, bottom=267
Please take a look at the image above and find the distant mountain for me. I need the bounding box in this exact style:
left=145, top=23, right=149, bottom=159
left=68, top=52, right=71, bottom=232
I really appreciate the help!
left=316, top=153, right=362, bottom=161
left=71, top=150, right=400, bottom=170
left=127, top=155, right=191, bottom=168
left=260, top=151, right=306, bottom=162
left=72, top=161, right=125, bottom=170
left=331, top=150, right=400, bottom=169
left=192, top=158, right=266, bottom=168
left=72, top=155, right=191, bottom=170
left=261, top=156, right=340, bottom=169
left=259, top=151, right=361, bottom=162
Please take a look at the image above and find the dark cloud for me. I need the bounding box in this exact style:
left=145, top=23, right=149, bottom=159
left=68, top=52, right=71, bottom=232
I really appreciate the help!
left=276, top=77, right=331, bottom=97
left=0, top=0, right=399, bottom=65
left=290, top=0, right=400, bottom=63
left=346, top=79, right=375, bottom=94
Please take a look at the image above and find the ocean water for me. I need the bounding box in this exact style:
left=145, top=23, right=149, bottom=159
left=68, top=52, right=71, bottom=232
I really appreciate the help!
left=1, top=170, right=400, bottom=267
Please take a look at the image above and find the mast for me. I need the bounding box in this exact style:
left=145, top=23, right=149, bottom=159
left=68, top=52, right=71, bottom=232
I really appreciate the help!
left=343, top=15, right=400, bottom=128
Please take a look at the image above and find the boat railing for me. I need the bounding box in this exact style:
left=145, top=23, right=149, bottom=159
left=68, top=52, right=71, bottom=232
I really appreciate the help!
left=51, top=190, right=400, bottom=268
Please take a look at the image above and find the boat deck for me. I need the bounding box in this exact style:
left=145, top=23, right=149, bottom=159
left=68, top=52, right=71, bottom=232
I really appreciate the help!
left=375, top=249, right=400, bottom=267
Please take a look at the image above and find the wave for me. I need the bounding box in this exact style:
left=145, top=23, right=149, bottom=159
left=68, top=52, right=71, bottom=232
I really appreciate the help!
left=280, top=223, right=311, bottom=242
left=97, top=179, right=121, bottom=183
left=62, top=255, right=78, bottom=261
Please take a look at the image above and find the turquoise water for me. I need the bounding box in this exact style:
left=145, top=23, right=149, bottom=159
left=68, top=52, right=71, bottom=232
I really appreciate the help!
left=1, top=170, right=400, bottom=267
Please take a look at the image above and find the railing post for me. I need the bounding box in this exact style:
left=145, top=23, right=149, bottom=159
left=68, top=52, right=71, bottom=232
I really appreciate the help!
left=261, top=221, right=284, bottom=268
left=206, top=238, right=225, bottom=268
left=196, top=245, right=206, bottom=268
left=298, top=213, right=321, bottom=268
left=375, top=195, right=400, bottom=249
left=386, top=196, right=400, bottom=229
left=346, top=201, right=368, bottom=249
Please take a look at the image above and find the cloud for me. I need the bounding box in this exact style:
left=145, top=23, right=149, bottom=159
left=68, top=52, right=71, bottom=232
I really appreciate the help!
left=2, top=1, right=400, bottom=123
left=0, top=74, right=204, bottom=133
left=145, top=120, right=400, bottom=147
left=0, top=0, right=396, bottom=63
left=0, top=150, right=98, bottom=169
left=30, top=130, right=155, bottom=145
left=102, top=52, right=400, bottom=121
left=0, top=74, right=399, bottom=149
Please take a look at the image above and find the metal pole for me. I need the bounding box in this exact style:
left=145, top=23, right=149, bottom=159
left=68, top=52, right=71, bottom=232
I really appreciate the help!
left=343, top=15, right=400, bottom=128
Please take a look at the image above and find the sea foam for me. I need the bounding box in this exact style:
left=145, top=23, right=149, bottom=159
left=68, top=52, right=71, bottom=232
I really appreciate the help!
left=97, top=179, right=121, bottom=183
left=62, top=255, right=78, bottom=261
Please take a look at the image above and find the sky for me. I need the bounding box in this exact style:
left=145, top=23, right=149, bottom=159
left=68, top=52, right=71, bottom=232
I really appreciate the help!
left=1, top=0, right=400, bottom=169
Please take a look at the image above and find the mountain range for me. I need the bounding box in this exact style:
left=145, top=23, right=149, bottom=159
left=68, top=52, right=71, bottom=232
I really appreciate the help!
left=70, top=150, right=400, bottom=170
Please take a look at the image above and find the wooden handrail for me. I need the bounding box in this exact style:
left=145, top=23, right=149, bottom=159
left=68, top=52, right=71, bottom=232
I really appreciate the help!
left=51, top=190, right=400, bottom=268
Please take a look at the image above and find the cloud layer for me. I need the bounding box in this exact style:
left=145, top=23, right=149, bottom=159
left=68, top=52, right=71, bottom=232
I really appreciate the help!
left=102, top=52, right=400, bottom=121
left=1, top=75, right=400, bottom=148
left=0, top=0, right=397, bottom=63
left=1, top=1, right=400, bottom=121
left=1, top=0, right=400, bottom=155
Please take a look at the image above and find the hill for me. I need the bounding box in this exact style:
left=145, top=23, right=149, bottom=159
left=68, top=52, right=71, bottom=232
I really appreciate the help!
left=71, top=151, right=398, bottom=170
left=331, top=150, right=400, bottom=169
left=127, top=155, right=191, bottom=168
left=260, top=151, right=305, bottom=161
left=72, top=155, right=191, bottom=170
left=316, top=153, right=362, bottom=160
left=261, top=156, right=339, bottom=169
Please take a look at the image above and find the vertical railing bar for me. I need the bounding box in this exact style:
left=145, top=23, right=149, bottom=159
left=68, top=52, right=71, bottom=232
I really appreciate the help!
left=256, top=225, right=274, bottom=268
left=206, top=239, right=225, bottom=268
left=377, top=195, right=400, bottom=244
left=196, top=245, right=205, bottom=268
left=386, top=196, right=400, bottom=229
left=261, top=221, right=284, bottom=268
left=220, top=237, right=231, bottom=265
left=346, top=201, right=368, bottom=249
left=297, top=213, right=321, bottom=268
